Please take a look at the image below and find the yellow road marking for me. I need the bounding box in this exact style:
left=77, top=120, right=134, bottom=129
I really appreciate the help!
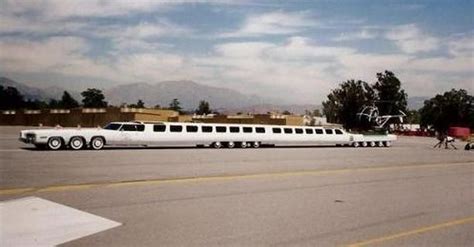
left=0, top=161, right=472, bottom=196
left=347, top=216, right=474, bottom=247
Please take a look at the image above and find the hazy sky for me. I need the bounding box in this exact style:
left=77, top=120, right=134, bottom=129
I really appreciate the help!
left=0, top=0, right=473, bottom=104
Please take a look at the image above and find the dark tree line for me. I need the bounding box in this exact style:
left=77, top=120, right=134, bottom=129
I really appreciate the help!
left=0, top=86, right=107, bottom=110
left=420, top=89, right=474, bottom=131
left=323, top=71, right=407, bottom=129
left=322, top=70, right=473, bottom=132
left=1, top=85, right=215, bottom=115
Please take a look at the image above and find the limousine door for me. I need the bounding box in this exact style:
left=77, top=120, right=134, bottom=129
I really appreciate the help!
left=118, top=124, right=145, bottom=145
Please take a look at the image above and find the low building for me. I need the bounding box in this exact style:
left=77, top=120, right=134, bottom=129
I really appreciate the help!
left=0, top=108, right=179, bottom=127
left=1, top=108, right=308, bottom=127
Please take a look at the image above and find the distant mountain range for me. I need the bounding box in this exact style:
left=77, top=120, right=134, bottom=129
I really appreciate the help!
left=0, top=77, right=320, bottom=114
left=104, top=81, right=267, bottom=110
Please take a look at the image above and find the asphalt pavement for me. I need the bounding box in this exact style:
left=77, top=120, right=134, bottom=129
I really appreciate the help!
left=1, top=126, right=473, bottom=246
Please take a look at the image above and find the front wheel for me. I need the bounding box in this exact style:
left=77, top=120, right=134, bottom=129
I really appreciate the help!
left=90, top=137, right=105, bottom=150
left=47, top=137, right=63, bottom=150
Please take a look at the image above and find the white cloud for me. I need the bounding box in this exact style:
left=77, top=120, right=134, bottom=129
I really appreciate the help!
left=333, top=29, right=377, bottom=41
left=386, top=24, right=439, bottom=53
left=448, top=36, right=474, bottom=57
left=0, top=37, right=88, bottom=73
left=221, top=11, right=317, bottom=38
left=1, top=0, right=172, bottom=20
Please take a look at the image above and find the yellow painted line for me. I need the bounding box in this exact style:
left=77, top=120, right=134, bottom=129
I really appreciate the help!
left=347, top=216, right=474, bottom=247
left=1, top=161, right=473, bottom=196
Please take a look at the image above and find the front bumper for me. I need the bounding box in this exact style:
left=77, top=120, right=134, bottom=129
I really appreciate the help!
left=19, top=133, right=36, bottom=144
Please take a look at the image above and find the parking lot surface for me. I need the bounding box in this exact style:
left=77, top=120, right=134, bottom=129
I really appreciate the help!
left=1, top=126, right=473, bottom=246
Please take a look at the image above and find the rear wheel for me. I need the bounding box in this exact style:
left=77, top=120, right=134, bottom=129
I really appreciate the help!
left=69, top=136, right=85, bottom=150
left=352, top=142, right=359, bottom=148
left=252, top=141, right=260, bottom=148
left=240, top=142, right=247, bottom=148
left=377, top=141, right=383, bottom=147
left=226, top=142, right=235, bottom=149
left=47, top=137, right=63, bottom=150
left=212, top=142, right=222, bottom=149
left=90, top=137, right=105, bottom=150
left=369, top=141, right=376, bottom=147
left=361, top=142, right=368, bottom=147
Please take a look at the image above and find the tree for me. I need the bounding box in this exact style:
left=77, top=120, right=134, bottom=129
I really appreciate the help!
left=0, top=85, right=25, bottom=110
left=282, top=110, right=291, bottom=115
left=406, top=110, right=421, bottom=124
left=59, top=91, right=79, bottom=109
left=81, top=88, right=107, bottom=108
left=48, top=99, right=61, bottom=108
left=373, top=71, right=407, bottom=115
left=419, top=89, right=474, bottom=132
left=25, top=99, right=48, bottom=110
left=128, top=99, right=145, bottom=108
left=322, top=79, right=375, bottom=129
left=195, top=100, right=211, bottom=115
left=168, top=98, right=182, bottom=112
left=136, top=99, right=145, bottom=108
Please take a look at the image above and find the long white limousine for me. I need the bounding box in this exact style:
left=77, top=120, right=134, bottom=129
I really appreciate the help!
left=19, top=121, right=397, bottom=150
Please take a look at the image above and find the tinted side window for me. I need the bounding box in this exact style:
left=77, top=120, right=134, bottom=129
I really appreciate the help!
left=230, top=126, right=240, bottom=133
left=136, top=125, right=145, bottom=132
left=105, top=123, right=122, bottom=130
left=305, top=128, right=313, bottom=134
left=243, top=127, right=253, bottom=133
left=325, top=129, right=333, bottom=134
left=295, top=128, right=303, bottom=134
left=121, top=125, right=136, bottom=131
left=154, top=125, right=166, bottom=132
left=272, top=128, right=282, bottom=134
left=284, top=128, right=293, bottom=134
left=202, top=126, right=213, bottom=133
left=170, top=125, right=183, bottom=132
left=186, top=125, right=198, bottom=132
left=335, top=129, right=343, bottom=135
left=315, top=129, right=324, bottom=134
left=256, top=127, right=265, bottom=133
left=216, top=126, right=227, bottom=133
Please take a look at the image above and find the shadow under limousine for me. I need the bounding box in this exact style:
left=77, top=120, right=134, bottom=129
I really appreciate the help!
left=21, top=144, right=357, bottom=151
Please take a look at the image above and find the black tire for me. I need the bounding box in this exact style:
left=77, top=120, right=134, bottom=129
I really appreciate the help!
left=69, top=136, right=85, bottom=150
left=47, top=137, right=63, bottom=150
left=465, top=143, right=471, bottom=150
left=212, top=142, right=222, bottom=149
left=226, top=142, right=235, bottom=149
left=90, top=136, right=105, bottom=150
